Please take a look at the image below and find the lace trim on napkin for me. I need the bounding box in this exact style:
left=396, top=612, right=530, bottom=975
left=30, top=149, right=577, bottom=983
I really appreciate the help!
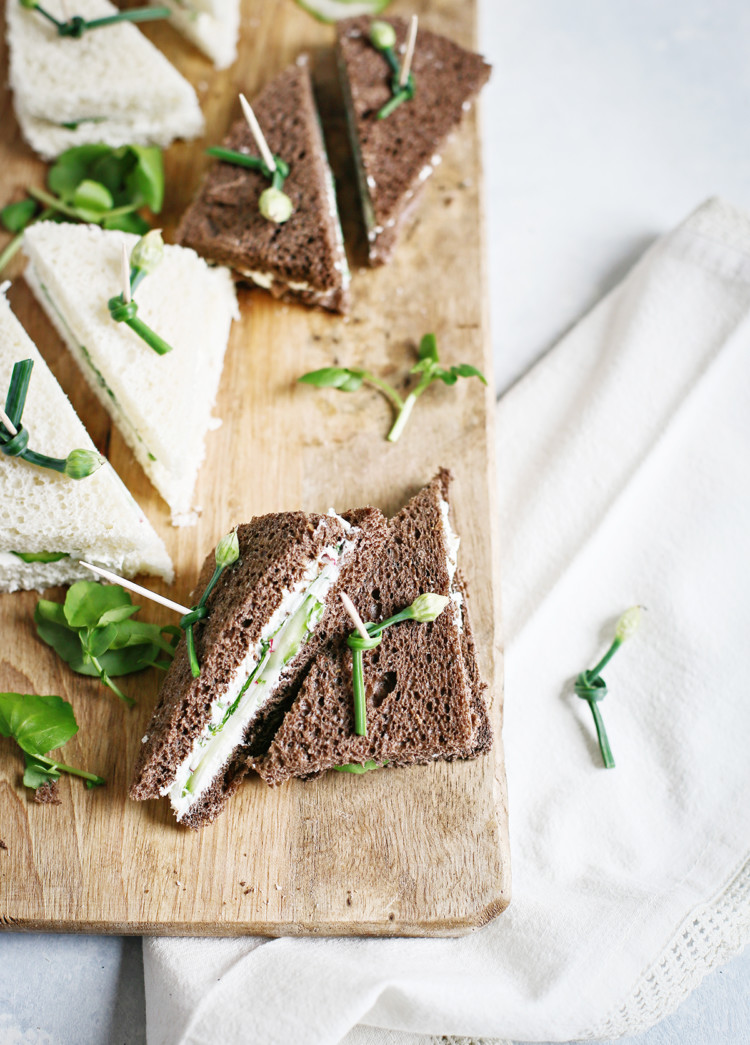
left=586, top=853, right=750, bottom=1038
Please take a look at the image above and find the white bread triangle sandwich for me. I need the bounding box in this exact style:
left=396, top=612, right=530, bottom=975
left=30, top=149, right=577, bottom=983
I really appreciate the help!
left=0, top=286, right=173, bottom=592
left=162, top=0, right=239, bottom=69
left=23, top=222, right=239, bottom=526
left=6, top=0, right=205, bottom=160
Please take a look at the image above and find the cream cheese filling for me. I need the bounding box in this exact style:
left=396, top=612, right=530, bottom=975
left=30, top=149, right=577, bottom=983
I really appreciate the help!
left=165, top=528, right=356, bottom=818
left=439, top=498, right=463, bottom=631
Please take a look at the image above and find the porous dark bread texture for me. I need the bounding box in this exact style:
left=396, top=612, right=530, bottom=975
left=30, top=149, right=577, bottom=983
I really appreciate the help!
left=177, top=60, right=349, bottom=314
left=337, top=17, right=491, bottom=265
left=451, top=569, right=492, bottom=759
left=129, top=506, right=387, bottom=822
left=253, top=469, right=489, bottom=786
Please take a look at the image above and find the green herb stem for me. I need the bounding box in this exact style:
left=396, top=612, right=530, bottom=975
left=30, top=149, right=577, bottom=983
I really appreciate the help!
left=352, top=648, right=367, bottom=736
left=124, top=314, right=173, bottom=356
left=361, top=373, right=404, bottom=412
left=84, top=6, right=171, bottom=29
left=0, top=207, right=54, bottom=275
left=90, top=656, right=135, bottom=707
left=33, top=753, right=105, bottom=786
left=206, top=146, right=265, bottom=171
left=582, top=682, right=615, bottom=769
left=386, top=369, right=432, bottom=442
left=588, top=637, right=622, bottom=679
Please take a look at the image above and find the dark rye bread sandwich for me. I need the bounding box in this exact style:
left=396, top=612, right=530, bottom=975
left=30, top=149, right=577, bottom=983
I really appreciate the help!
left=252, top=470, right=492, bottom=786
left=177, top=59, right=350, bottom=314
left=336, top=17, right=491, bottom=266
left=130, top=506, right=387, bottom=827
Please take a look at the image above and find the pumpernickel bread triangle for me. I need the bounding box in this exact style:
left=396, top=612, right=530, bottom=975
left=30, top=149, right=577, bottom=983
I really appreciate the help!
left=178, top=60, right=350, bottom=314
left=252, top=470, right=491, bottom=786
left=130, top=506, right=387, bottom=827
left=337, top=17, right=491, bottom=265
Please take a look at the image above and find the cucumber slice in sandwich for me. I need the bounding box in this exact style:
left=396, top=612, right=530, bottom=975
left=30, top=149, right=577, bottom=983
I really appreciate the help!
left=0, top=287, right=172, bottom=593
left=293, top=0, right=392, bottom=23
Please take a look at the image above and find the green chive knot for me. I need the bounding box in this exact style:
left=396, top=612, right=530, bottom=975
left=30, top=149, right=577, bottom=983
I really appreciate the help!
left=346, top=632, right=382, bottom=653
left=108, top=295, right=139, bottom=323
left=1, top=425, right=30, bottom=457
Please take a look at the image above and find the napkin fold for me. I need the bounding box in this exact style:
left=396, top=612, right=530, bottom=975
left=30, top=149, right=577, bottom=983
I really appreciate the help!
left=144, top=197, right=750, bottom=1045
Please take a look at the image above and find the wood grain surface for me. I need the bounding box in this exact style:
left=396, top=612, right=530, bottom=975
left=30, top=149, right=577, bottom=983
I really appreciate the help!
left=0, top=0, right=510, bottom=935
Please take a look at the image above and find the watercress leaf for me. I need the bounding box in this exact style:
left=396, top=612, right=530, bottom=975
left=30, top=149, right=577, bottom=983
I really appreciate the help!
left=83, top=623, right=118, bottom=660
left=0, top=692, right=78, bottom=756
left=48, top=145, right=112, bottom=201
left=97, top=604, right=140, bottom=626
left=298, top=367, right=365, bottom=392
left=96, top=643, right=163, bottom=676
left=64, top=581, right=132, bottom=629
left=409, top=358, right=435, bottom=376
left=34, top=601, right=86, bottom=666
left=451, top=363, right=488, bottom=384
left=23, top=753, right=60, bottom=789
left=89, top=148, right=133, bottom=197
left=102, top=212, right=149, bottom=234
left=105, top=619, right=177, bottom=657
left=436, top=370, right=458, bottom=386
left=72, top=179, right=113, bottom=215
left=418, top=333, right=439, bottom=362
left=126, top=146, right=164, bottom=212
left=1, top=198, right=38, bottom=233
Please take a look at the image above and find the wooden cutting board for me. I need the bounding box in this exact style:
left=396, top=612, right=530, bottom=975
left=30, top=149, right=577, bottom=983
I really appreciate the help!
left=0, top=0, right=510, bottom=936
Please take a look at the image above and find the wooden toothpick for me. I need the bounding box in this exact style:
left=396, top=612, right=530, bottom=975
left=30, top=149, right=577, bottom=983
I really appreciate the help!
left=399, top=14, right=418, bottom=87
left=340, top=592, right=370, bottom=642
left=121, top=244, right=131, bottom=305
left=0, top=404, right=18, bottom=437
left=239, top=93, right=276, bottom=173
left=79, top=561, right=191, bottom=616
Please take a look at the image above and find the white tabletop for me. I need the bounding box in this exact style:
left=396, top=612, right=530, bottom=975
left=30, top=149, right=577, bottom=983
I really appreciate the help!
left=2, top=0, right=749, bottom=1040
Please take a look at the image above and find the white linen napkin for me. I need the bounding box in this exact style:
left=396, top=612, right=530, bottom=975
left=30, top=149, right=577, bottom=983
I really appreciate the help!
left=143, top=197, right=750, bottom=1045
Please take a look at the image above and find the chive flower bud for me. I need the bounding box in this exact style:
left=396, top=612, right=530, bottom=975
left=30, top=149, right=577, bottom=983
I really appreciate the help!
left=63, top=448, right=105, bottom=479
left=614, top=605, right=642, bottom=643
left=370, top=20, right=396, bottom=49
left=408, top=592, right=450, bottom=623
left=258, top=187, right=293, bottom=224
left=130, top=229, right=164, bottom=274
left=19, top=0, right=38, bottom=7
left=214, top=528, right=240, bottom=569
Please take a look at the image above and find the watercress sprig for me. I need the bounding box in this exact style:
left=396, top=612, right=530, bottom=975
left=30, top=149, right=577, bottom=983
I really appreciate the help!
left=1, top=358, right=104, bottom=479
left=299, top=333, right=486, bottom=443
left=0, top=143, right=164, bottom=275
left=574, top=606, right=643, bottom=769
left=107, top=231, right=173, bottom=355
left=346, top=593, right=449, bottom=737
left=35, top=581, right=179, bottom=707
left=19, top=0, right=170, bottom=39
left=0, top=691, right=105, bottom=794
left=180, top=529, right=240, bottom=678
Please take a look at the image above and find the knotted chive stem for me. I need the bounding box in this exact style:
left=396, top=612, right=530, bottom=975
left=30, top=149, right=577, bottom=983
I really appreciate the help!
left=20, top=0, right=171, bottom=37
left=180, top=529, right=240, bottom=678
left=107, top=233, right=173, bottom=355
left=343, top=592, right=450, bottom=738
left=0, top=359, right=104, bottom=479
left=370, top=17, right=417, bottom=120
left=574, top=606, right=643, bottom=769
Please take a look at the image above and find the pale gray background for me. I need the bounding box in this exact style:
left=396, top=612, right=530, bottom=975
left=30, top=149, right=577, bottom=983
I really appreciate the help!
left=2, top=0, right=750, bottom=1041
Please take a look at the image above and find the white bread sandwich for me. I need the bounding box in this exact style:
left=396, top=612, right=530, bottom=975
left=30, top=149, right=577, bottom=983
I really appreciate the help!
left=0, top=286, right=172, bottom=592
left=6, top=0, right=205, bottom=160
left=23, top=222, right=239, bottom=525
left=162, top=0, right=239, bottom=69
